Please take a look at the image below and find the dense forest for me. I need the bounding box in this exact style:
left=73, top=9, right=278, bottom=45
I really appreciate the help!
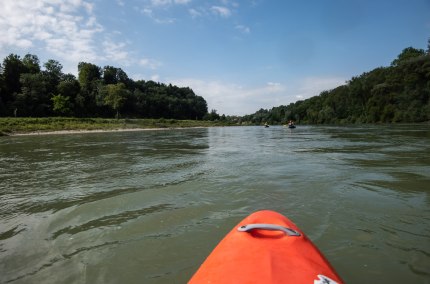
left=0, top=55, right=208, bottom=119
left=242, top=44, right=430, bottom=125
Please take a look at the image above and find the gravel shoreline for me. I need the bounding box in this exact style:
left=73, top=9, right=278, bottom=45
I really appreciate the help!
left=8, top=127, right=206, bottom=136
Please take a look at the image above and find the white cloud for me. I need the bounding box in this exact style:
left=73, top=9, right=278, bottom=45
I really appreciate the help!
left=189, top=8, right=203, bottom=18
left=150, top=0, right=171, bottom=6
left=139, top=57, right=162, bottom=69
left=170, top=76, right=346, bottom=115
left=139, top=7, right=175, bottom=24
left=138, top=0, right=191, bottom=23
left=129, top=72, right=161, bottom=82
left=103, top=40, right=130, bottom=63
left=220, top=0, right=238, bottom=6
left=149, top=0, right=191, bottom=6
left=235, top=24, right=250, bottom=34
left=174, top=0, right=191, bottom=4
left=155, top=18, right=176, bottom=24
left=170, top=78, right=287, bottom=115
left=211, top=6, right=232, bottom=17
left=142, top=8, right=153, bottom=17
left=0, top=0, right=140, bottom=74
left=0, top=0, right=104, bottom=66
left=151, top=74, right=160, bottom=81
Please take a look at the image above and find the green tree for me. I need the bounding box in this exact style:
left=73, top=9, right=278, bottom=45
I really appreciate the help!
left=104, top=83, right=129, bottom=118
left=391, top=47, right=425, bottom=66
left=78, top=62, right=101, bottom=88
left=51, top=94, right=72, bottom=115
left=1, top=54, right=27, bottom=109
left=43, top=59, right=64, bottom=98
left=204, top=109, right=220, bottom=121
left=103, top=66, right=130, bottom=86
left=58, top=75, right=80, bottom=97
left=57, top=75, right=80, bottom=115
left=44, top=59, right=63, bottom=78
left=16, top=73, right=48, bottom=116
left=22, top=54, right=41, bottom=74
left=77, top=62, right=102, bottom=116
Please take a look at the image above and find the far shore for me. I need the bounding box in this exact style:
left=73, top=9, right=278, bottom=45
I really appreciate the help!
left=0, top=117, right=238, bottom=137
left=9, top=126, right=210, bottom=136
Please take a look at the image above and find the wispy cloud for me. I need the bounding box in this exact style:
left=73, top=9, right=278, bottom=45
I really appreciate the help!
left=211, top=6, right=232, bottom=17
left=140, top=1, right=237, bottom=22
left=151, top=74, right=161, bottom=81
left=138, top=6, right=176, bottom=24
left=139, top=57, right=162, bottom=70
left=189, top=8, right=203, bottom=18
left=235, top=24, right=250, bottom=34
left=103, top=40, right=130, bottom=63
left=137, top=0, right=193, bottom=23
left=174, top=0, right=192, bottom=4
left=148, top=0, right=191, bottom=7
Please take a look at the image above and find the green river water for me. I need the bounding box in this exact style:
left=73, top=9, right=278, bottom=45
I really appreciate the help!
left=0, top=125, right=429, bottom=283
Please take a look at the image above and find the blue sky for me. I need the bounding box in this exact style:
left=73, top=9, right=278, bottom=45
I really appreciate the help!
left=1, top=0, right=429, bottom=115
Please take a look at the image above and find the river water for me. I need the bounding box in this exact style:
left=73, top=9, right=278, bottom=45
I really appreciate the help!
left=0, top=125, right=429, bottom=283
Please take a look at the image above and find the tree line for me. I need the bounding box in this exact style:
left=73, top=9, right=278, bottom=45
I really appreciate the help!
left=0, top=55, right=208, bottom=119
left=242, top=43, right=430, bottom=125
left=2, top=42, right=429, bottom=124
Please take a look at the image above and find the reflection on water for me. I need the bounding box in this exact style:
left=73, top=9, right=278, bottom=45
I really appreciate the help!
left=0, top=125, right=429, bottom=283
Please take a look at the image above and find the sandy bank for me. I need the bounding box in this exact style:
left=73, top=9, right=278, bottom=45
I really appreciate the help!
left=9, top=127, right=206, bottom=136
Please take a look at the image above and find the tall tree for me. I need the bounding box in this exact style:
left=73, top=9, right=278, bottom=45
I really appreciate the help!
left=103, top=65, right=130, bottom=86
left=391, top=47, right=425, bottom=66
left=15, top=73, right=48, bottom=116
left=56, top=74, right=80, bottom=116
left=2, top=54, right=27, bottom=102
left=103, top=65, right=119, bottom=85
left=57, top=75, right=80, bottom=99
left=78, top=62, right=101, bottom=88
left=104, top=83, right=129, bottom=118
left=44, top=59, right=63, bottom=80
left=77, top=62, right=102, bottom=115
left=43, top=59, right=64, bottom=97
left=22, top=54, right=41, bottom=74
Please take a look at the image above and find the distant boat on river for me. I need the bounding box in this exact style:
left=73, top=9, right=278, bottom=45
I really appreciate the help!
left=284, top=120, right=296, bottom=129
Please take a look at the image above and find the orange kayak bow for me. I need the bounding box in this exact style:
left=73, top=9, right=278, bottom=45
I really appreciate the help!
left=189, top=210, right=343, bottom=284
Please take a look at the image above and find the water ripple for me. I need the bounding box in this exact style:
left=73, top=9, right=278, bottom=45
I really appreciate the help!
left=51, top=203, right=173, bottom=239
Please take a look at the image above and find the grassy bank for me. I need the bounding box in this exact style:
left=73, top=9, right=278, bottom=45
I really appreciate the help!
left=0, top=117, right=236, bottom=136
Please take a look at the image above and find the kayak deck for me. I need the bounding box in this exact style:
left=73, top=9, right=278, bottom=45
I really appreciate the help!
left=189, top=210, right=343, bottom=284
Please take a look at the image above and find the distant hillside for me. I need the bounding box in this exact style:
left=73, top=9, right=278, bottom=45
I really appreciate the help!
left=242, top=45, right=430, bottom=124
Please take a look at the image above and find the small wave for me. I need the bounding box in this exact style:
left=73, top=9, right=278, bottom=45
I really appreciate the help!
left=51, top=203, right=173, bottom=239
left=0, top=225, right=26, bottom=241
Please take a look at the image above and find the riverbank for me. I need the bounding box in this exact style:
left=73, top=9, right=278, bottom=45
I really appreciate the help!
left=0, top=117, right=236, bottom=136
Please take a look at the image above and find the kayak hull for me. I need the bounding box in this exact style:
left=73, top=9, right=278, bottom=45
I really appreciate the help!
left=189, top=210, right=343, bottom=284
